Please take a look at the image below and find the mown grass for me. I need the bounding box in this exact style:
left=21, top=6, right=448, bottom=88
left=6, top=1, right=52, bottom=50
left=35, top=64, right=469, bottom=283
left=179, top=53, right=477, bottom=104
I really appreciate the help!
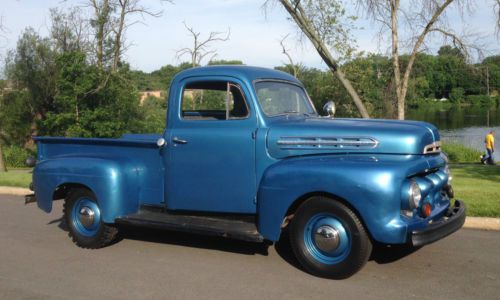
left=450, top=164, right=500, bottom=218
left=442, top=142, right=483, bottom=163
left=0, top=165, right=498, bottom=217
left=0, top=169, right=32, bottom=188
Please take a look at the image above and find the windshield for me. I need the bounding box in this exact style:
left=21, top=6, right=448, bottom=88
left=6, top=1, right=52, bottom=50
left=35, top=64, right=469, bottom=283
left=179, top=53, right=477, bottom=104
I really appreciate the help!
left=255, top=81, right=317, bottom=117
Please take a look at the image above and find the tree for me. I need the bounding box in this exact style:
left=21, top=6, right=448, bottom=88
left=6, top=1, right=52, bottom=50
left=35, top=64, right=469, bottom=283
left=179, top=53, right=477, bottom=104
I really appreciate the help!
left=4, top=28, right=58, bottom=141
left=50, top=7, right=91, bottom=54
left=88, top=0, right=112, bottom=68
left=279, top=34, right=301, bottom=77
left=176, top=22, right=230, bottom=67
left=358, top=0, right=479, bottom=119
left=268, top=0, right=370, bottom=118
left=42, top=51, right=143, bottom=138
left=111, top=0, right=169, bottom=71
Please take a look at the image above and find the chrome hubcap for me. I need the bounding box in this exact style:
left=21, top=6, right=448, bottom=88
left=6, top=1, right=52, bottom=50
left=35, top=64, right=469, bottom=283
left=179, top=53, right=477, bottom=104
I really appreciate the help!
left=78, top=206, right=95, bottom=229
left=314, top=225, right=340, bottom=252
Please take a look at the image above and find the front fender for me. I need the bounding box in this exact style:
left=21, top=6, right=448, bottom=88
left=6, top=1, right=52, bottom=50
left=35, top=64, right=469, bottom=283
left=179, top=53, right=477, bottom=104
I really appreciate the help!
left=257, top=154, right=432, bottom=243
left=33, top=156, right=141, bottom=223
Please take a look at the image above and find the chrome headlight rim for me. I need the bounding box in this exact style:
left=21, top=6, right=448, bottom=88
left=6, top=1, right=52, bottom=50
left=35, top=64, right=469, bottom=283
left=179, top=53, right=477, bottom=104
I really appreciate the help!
left=409, top=180, right=422, bottom=209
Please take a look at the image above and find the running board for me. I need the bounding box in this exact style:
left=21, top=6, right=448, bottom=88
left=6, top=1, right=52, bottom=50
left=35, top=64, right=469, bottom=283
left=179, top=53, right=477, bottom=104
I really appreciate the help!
left=115, top=209, right=264, bottom=243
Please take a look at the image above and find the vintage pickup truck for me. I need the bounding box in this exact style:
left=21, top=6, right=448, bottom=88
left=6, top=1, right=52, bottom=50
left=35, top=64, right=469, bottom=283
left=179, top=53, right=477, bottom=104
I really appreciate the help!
left=28, top=66, right=465, bottom=279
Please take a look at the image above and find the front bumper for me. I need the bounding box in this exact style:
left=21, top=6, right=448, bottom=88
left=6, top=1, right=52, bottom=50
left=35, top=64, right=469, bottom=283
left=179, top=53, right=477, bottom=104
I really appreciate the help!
left=411, top=200, right=466, bottom=247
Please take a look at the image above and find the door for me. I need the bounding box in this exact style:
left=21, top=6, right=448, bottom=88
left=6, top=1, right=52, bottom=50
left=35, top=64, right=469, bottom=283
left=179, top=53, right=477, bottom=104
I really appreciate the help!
left=165, top=78, right=257, bottom=213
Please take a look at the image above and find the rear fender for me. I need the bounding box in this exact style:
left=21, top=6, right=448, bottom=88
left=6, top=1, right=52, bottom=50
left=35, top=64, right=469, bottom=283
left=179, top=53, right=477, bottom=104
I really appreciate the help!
left=33, top=157, right=141, bottom=223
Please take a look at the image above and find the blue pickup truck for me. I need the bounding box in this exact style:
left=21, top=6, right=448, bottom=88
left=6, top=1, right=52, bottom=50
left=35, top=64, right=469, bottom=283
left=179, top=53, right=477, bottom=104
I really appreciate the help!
left=28, top=66, right=465, bottom=278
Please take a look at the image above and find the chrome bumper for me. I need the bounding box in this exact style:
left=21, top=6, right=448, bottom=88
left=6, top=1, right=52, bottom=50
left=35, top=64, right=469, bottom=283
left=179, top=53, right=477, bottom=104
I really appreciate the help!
left=411, top=200, right=466, bottom=247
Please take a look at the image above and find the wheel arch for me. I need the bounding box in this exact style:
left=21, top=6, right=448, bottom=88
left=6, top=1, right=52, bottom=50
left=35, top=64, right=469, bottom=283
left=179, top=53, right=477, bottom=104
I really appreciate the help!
left=281, top=191, right=374, bottom=242
left=53, top=182, right=95, bottom=201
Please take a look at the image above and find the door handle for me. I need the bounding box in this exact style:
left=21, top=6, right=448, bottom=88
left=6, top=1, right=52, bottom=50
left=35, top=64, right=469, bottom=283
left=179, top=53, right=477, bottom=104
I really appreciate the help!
left=172, top=137, right=188, bottom=144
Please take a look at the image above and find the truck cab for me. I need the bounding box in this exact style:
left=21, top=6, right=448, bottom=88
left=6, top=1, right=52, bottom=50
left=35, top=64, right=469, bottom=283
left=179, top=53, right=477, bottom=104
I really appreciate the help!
left=29, top=66, right=466, bottom=279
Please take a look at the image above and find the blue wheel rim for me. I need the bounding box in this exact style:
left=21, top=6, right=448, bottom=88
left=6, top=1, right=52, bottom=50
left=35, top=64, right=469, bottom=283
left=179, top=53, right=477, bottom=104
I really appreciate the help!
left=71, top=198, right=101, bottom=237
left=303, top=213, right=351, bottom=265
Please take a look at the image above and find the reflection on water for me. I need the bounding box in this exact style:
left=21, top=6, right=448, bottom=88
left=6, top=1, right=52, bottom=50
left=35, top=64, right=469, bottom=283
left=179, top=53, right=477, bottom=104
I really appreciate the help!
left=405, top=106, right=499, bottom=161
left=406, top=106, right=500, bottom=130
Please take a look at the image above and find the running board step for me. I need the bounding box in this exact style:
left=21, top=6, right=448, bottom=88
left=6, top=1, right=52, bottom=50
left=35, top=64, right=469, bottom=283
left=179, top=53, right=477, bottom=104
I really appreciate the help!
left=115, top=210, right=264, bottom=243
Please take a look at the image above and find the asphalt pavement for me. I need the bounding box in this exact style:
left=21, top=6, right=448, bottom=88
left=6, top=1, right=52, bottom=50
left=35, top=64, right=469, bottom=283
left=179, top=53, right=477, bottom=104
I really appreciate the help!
left=1, top=194, right=499, bottom=300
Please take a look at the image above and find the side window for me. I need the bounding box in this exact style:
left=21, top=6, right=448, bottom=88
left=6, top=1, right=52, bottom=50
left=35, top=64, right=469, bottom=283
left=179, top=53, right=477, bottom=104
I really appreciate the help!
left=181, top=81, right=249, bottom=120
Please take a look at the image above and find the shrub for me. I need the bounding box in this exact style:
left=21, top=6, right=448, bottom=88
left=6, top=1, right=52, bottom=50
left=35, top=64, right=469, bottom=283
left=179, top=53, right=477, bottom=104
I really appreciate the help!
left=3, top=145, right=34, bottom=168
left=465, top=95, right=494, bottom=107
left=449, top=87, right=464, bottom=103
left=442, top=143, right=482, bottom=163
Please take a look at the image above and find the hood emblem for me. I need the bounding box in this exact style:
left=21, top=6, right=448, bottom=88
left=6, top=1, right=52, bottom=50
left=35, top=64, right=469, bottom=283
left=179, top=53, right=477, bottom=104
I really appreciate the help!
left=277, top=136, right=379, bottom=150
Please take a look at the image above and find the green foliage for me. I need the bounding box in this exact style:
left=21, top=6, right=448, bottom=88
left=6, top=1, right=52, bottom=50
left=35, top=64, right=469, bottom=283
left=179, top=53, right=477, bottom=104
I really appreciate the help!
left=208, top=60, right=243, bottom=65
left=0, top=90, right=33, bottom=145
left=464, top=95, right=494, bottom=108
left=41, top=51, right=143, bottom=138
left=130, top=62, right=192, bottom=91
left=449, top=87, right=465, bottom=103
left=139, top=97, right=166, bottom=133
left=442, top=143, right=482, bottom=163
left=437, top=45, right=465, bottom=60
left=3, top=145, right=34, bottom=168
left=2, top=28, right=58, bottom=145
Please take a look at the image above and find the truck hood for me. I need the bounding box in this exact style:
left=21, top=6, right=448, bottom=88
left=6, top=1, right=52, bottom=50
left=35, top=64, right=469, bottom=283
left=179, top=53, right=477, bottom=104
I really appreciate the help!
left=266, top=117, right=440, bottom=159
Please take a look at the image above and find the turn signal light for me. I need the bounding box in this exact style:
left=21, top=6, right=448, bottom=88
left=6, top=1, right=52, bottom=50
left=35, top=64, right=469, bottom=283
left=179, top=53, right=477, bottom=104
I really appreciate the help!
left=422, top=203, right=431, bottom=218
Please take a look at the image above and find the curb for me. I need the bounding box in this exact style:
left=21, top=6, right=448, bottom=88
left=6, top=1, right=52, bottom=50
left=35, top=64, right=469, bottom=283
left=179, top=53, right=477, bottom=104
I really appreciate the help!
left=463, top=217, right=500, bottom=231
left=0, top=186, right=31, bottom=196
left=0, top=186, right=499, bottom=231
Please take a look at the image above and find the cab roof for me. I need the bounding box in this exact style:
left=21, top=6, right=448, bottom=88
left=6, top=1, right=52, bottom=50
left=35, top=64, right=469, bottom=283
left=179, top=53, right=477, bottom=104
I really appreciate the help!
left=172, top=65, right=301, bottom=85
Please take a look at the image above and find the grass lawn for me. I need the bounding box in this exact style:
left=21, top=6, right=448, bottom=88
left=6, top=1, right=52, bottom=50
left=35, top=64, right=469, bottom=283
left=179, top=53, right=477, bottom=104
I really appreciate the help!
left=450, top=164, right=500, bottom=218
left=0, top=165, right=498, bottom=217
left=0, top=169, right=32, bottom=188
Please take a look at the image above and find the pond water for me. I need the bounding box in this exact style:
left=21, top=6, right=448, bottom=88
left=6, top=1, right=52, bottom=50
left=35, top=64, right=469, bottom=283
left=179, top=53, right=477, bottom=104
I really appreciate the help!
left=406, top=106, right=500, bottom=162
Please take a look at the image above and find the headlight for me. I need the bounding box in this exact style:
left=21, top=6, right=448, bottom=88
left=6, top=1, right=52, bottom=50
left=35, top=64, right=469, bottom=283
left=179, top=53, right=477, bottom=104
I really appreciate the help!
left=444, top=165, right=453, bottom=184
left=409, top=181, right=422, bottom=209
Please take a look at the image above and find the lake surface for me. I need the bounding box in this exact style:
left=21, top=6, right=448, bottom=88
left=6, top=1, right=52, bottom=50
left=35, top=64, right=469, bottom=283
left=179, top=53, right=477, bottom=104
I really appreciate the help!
left=406, top=106, right=500, bottom=162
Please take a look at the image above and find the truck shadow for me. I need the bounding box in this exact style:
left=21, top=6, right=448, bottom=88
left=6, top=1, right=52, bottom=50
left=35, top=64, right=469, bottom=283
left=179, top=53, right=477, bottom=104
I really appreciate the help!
left=47, top=216, right=270, bottom=256
left=118, top=225, right=271, bottom=256
left=273, top=230, right=422, bottom=271
left=369, top=244, right=422, bottom=264
left=49, top=216, right=419, bottom=264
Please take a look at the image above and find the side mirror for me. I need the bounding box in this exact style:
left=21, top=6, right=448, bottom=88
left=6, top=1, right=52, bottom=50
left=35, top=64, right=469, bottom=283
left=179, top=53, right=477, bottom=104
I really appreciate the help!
left=26, top=156, right=36, bottom=168
left=323, top=101, right=336, bottom=118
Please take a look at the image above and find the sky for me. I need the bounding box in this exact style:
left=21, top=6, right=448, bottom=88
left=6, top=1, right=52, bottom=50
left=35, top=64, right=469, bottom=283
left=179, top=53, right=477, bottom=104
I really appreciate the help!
left=0, top=0, right=498, bottom=73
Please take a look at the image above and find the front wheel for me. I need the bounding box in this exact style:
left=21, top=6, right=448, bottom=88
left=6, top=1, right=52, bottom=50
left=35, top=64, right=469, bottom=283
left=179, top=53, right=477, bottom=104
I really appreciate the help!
left=289, top=196, right=372, bottom=279
left=64, top=188, right=119, bottom=249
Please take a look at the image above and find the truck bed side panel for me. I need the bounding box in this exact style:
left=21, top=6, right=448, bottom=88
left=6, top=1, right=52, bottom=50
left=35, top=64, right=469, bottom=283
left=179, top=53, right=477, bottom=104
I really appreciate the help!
left=33, top=137, right=164, bottom=222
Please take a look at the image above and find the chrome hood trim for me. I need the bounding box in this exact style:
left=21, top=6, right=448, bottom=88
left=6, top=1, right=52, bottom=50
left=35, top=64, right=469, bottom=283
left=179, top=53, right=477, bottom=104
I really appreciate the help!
left=423, top=141, right=441, bottom=154
left=277, top=136, right=379, bottom=150
left=266, top=117, right=439, bottom=159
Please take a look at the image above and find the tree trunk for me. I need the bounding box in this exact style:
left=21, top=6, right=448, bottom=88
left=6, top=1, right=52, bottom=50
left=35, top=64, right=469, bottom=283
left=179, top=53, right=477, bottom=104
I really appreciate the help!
left=0, top=144, right=7, bottom=172
left=278, top=0, right=370, bottom=118
left=93, top=0, right=110, bottom=68
left=113, top=0, right=127, bottom=71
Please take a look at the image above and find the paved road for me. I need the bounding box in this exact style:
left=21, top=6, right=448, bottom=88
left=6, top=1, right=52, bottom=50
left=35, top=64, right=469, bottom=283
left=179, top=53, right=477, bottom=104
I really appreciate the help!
left=1, top=195, right=499, bottom=300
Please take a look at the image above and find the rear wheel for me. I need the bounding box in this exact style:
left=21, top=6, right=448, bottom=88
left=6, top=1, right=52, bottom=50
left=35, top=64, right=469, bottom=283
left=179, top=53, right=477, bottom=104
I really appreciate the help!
left=64, top=188, right=118, bottom=249
left=289, top=196, right=372, bottom=279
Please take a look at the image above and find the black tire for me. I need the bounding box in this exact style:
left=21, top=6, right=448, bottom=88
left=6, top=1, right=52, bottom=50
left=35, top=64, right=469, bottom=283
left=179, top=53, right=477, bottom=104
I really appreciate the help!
left=289, top=196, right=372, bottom=279
left=63, top=188, right=118, bottom=249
